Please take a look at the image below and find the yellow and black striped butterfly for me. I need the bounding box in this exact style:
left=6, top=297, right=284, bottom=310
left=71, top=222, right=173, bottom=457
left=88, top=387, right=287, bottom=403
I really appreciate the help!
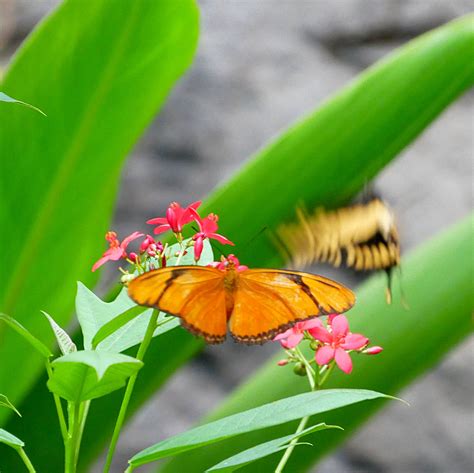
left=277, top=198, right=401, bottom=304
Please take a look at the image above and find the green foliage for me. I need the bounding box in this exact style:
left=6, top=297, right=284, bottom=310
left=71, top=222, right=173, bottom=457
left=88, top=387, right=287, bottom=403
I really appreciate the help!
left=0, top=395, right=21, bottom=417
left=76, top=283, right=155, bottom=353
left=47, top=350, right=143, bottom=402
left=0, top=313, right=51, bottom=358
left=0, top=428, right=24, bottom=449
left=162, top=215, right=473, bottom=472
left=0, top=0, right=199, bottom=428
left=0, top=91, right=46, bottom=115
left=42, top=311, right=77, bottom=355
left=206, top=424, right=342, bottom=472
left=130, top=390, right=389, bottom=468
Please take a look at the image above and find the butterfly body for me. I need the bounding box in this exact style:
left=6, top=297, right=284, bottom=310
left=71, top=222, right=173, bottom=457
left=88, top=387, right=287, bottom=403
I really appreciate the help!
left=128, top=257, right=355, bottom=345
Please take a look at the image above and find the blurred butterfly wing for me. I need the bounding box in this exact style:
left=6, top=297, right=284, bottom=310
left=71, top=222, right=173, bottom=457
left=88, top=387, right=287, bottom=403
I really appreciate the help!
left=128, top=266, right=228, bottom=343
left=230, top=269, right=355, bottom=344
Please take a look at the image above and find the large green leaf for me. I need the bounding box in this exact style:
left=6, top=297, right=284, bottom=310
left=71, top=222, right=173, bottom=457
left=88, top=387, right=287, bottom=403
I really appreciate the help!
left=0, top=0, right=198, bottom=426
left=47, top=350, right=142, bottom=402
left=5, top=14, right=474, bottom=472
left=130, top=389, right=389, bottom=467
left=0, top=428, right=24, bottom=449
left=162, top=215, right=473, bottom=472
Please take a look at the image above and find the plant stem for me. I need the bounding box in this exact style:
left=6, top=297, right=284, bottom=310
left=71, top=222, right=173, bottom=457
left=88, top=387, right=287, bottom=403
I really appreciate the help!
left=274, top=415, right=310, bottom=473
left=16, top=447, right=36, bottom=473
left=45, top=360, right=68, bottom=440
left=102, top=309, right=159, bottom=473
left=73, top=400, right=91, bottom=467
left=65, top=401, right=80, bottom=473
left=275, top=346, right=332, bottom=472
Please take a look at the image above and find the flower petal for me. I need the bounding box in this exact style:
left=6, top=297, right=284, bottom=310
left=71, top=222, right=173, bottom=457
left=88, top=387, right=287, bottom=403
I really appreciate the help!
left=121, top=231, right=144, bottom=249
left=194, top=236, right=204, bottom=261
left=300, top=318, right=323, bottom=330
left=209, top=233, right=234, bottom=245
left=315, top=345, right=335, bottom=366
left=341, top=333, right=369, bottom=350
left=146, top=217, right=168, bottom=224
left=335, top=348, right=353, bottom=374
left=285, top=332, right=304, bottom=349
left=273, top=327, right=293, bottom=341
left=91, top=255, right=111, bottom=272
left=153, top=224, right=171, bottom=235
left=308, top=326, right=332, bottom=344
left=331, top=315, right=349, bottom=338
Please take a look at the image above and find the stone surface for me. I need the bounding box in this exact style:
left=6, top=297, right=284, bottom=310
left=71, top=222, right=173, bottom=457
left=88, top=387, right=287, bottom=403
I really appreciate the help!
left=1, top=1, right=472, bottom=472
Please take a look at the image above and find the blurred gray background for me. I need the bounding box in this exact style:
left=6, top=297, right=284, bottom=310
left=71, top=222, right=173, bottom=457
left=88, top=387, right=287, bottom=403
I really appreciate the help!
left=1, top=1, right=473, bottom=472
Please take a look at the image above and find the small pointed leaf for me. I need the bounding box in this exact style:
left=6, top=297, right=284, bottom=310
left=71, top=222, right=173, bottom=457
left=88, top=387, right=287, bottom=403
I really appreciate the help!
left=0, top=313, right=51, bottom=358
left=0, top=394, right=21, bottom=417
left=41, top=311, right=76, bottom=355
left=0, top=91, right=46, bottom=116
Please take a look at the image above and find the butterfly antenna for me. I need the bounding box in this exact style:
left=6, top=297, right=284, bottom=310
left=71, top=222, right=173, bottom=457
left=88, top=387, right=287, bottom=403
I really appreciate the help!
left=269, top=227, right=293, bottom=264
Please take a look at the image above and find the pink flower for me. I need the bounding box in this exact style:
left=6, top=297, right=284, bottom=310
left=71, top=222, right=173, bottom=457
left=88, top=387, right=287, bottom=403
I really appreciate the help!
left=207, top=254, right=248, bottom=272
left=310, top=315, right=368, bottom=374
left=273, top=319, right=324, bottom=349
left=92, top=231, right=143, bottom=272
left=190, top=210, right=234, bottom=261
left=139, top=235, right=155, bottom=253
left=364, top=346, right=383, bottom=355
left=147, top=201, right=201, bottom=235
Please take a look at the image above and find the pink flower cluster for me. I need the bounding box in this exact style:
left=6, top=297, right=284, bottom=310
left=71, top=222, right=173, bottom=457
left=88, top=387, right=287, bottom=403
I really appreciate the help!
left=92, top=201, right=234, bottom=271
left=274, top=315, right=382, bottom=374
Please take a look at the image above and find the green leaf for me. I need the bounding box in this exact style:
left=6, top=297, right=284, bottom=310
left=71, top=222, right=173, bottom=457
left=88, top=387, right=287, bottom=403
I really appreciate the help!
left=0, top=395, right=21, bottom=417
left=47, top=350, right=142, bottom=402
left=206, top=423, right=342, bottom=472
left=41, top=311, right=76, bottom=355
left=91, top=306, right=148, bottom=349
left=162, top=215, right=473, bottom=472
left=129, top=389, right=390, bottom=467
left=0, top=313, right=51, bottom=358
left=0, top=428, right=24, bottom=449
left=0, top=91, right=46, bottom=115
left=0, top=0, right=198, bottom=426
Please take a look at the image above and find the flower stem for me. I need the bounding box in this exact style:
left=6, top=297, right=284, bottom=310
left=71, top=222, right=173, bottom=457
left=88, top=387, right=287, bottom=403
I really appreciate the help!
left=275, top=346, right=333, bottom=472
left=274, top=415, right=310, bottom=473
left=102, top=309, right=159, bottom=473
left=45, top=360, right=68, bottom=441
left=65, top=401, right=80, bottom=473
left=16, top=447, right=36, bottom=473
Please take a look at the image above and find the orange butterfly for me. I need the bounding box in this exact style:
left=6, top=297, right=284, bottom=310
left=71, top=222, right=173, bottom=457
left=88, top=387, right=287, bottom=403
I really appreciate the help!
left=128, top=255, right=355, bottom=344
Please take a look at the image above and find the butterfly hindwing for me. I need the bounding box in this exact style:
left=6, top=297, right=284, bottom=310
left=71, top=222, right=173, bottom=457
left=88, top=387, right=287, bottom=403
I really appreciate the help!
left=128, top=266, right=228, bottom=343
left=229, top=269, right=355, bottom=344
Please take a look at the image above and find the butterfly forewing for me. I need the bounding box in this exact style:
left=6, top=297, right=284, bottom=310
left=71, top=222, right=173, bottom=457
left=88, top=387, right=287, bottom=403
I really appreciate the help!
left=128, top=266, right=228, bottom=343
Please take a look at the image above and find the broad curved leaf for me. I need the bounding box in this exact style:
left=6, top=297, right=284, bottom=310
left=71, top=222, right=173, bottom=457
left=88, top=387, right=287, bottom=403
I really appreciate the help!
left=0, top=0, right=199, bottom=427
left=129, top=389, right=390, bottom=467
left=47, top=350, right=142, bottom=402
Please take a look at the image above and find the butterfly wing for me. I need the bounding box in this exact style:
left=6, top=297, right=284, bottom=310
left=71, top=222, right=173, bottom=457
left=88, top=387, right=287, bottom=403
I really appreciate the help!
left=128, top=266, right=227, bottom=343
left=230, top=269, right=355, bottom=344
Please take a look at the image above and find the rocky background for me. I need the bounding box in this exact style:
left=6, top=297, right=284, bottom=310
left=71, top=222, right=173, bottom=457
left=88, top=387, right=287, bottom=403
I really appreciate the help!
left=1, top=1, right=472, bottom=472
